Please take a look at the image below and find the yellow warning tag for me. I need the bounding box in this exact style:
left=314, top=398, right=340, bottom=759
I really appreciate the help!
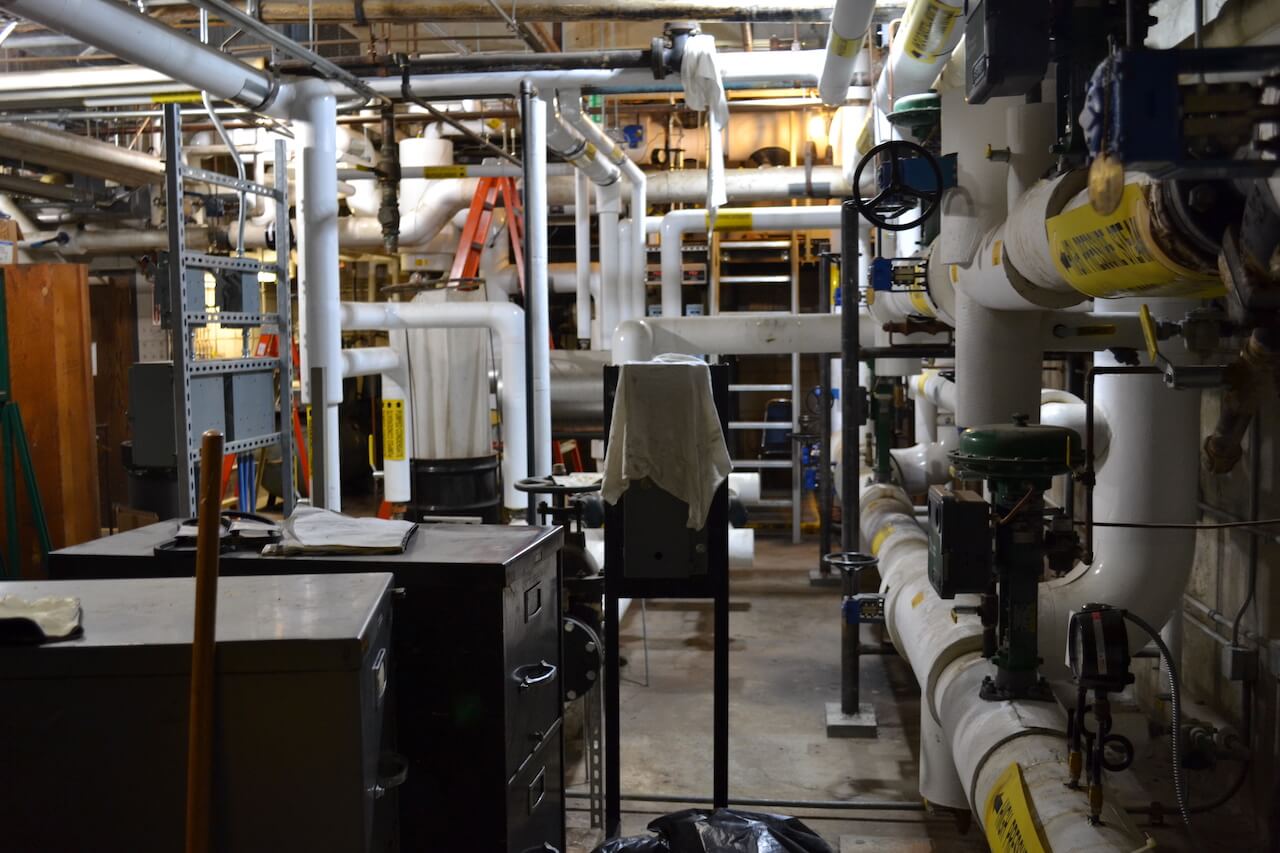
left=911, top=590, right=925, bottom=609
left=831, top=33, right=863, bottom=59
left=383, top=399, right=406, bottom=461
left=1045, top=183, right=1219, bottom=298
left=905, top=0, right=962, bottom=63
left=421, top=165, right=468, bottom=179
left=708, top=211, right=753, bottom=232
left=984, top=763, right=1048, bottom=853
left=151, top=93, right=203, bottom=104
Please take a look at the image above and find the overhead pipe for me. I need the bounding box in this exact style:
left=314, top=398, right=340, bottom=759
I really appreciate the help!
left=658, top=205, right=842, bottom=317
left=819, top=0, right=876, bottom=106
left=340, top=346, right=410, bottom=503
left=573, top=168, right=593, bottom=345
left=870, top=0, right=964, bottom=138
left=547, top=165, right=851, bottom=206
left=254, top=0, right=834, bottom=23
left=338, top=300, right=529, bottom=511
left=0, top=0, right=283, bottom=114
left=523, top=89, right=553, bottom=480
left=0, top=121, right=165, bottom=186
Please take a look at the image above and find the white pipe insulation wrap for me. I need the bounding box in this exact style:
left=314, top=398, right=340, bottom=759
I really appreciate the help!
left=337, top=300, right=529, bottom=511
left=339, top=346, right=411, bottom=503
left=1038, top=299, right=1201, bottom=678
left=888, top=426, right=958, bottom=496
left=559, top=90, right=648, bottom=329
left=0, top=0, right=283, bottom=114
left=953, top=290, right=1043, bottom=429
left=859, top=484, right=1145, bottom=849
left=618, top=219, right=634, bottom=325
left=546, top=166, right=851, bottom=206
left=613, top=313, right=844, bottom=364
left=291, top=78, right=342, bottom=510
left=597, top=180, right=623, bottom=343
left=958, top=223, right=1085, bottom=311
left=574, top=168, right=593, bottom=343
left=545, top=95, right=621, bottom=187
left=526, top=96, right=553, bottom=478
left=819, top=0, right=876, bottom=106
left=1039, top=388, right=1111, bottom=463
left=659, top=206, right=841, bottom=316
left=871, top=0, right=964, bottom=139
left=366, top=49, right=825, bottom=100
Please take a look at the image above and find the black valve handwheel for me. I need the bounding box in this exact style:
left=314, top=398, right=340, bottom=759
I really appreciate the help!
left=852, top=139, right=944, bottom=231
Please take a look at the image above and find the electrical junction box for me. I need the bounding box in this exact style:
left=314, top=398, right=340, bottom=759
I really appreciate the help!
left=127, top=360, right=225, bottom=468
left=927, top=485, right=992, bottom=599
left=216, top=270, right=261, bottom=314
left=964, top=0, right=1050, bottom=104
left=224, top=370, right=276, bottom=443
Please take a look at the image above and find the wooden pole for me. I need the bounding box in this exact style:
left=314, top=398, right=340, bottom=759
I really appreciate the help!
left=185, top=429, right=224, bottom=853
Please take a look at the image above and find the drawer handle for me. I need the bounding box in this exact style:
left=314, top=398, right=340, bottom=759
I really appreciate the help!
left=514, top=660, right=558, bottom=690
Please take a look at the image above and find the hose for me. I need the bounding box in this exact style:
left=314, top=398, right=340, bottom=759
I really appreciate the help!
left=1122, top=610, right=1189, bottom=828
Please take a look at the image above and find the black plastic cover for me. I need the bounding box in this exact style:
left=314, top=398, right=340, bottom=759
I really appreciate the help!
left=592, top=808, right=834, bottom=853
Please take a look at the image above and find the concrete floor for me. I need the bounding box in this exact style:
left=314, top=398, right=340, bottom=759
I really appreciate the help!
left=565, top=537, right=1228, bottom=853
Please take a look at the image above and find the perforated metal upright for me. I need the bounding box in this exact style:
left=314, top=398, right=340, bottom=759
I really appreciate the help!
left=163, top=103, right=295, bottom=517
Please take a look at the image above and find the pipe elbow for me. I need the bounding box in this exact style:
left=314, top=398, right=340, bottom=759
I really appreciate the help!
left=611, top=319, right=653, bottom=364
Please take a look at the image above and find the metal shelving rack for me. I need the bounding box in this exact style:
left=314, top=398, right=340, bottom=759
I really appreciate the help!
left=163, top=102, right=295, bottom=517
left=713, top=234, right=803, bottom=544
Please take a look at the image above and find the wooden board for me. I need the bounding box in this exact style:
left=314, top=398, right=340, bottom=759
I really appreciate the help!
left=89, top=274, right=137, bottom=527
left=1, top=263, right=101, bottom=576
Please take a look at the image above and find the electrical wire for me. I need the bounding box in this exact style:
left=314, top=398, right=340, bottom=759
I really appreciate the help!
left=1122, top=610, right=1189, bottom=828
left=1078, top=518, right=1280, bottom=531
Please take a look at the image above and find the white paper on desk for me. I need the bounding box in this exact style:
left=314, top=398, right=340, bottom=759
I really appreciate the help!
left=264, top=506, right=416, bottom=555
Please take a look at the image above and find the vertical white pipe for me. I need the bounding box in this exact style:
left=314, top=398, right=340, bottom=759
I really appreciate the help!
left=618, top=218, right=634, bottom=324
left=597, top=180, right=622, bottom=342
left=339, top=346, right=411, bottom=503
left=818, top=0, right=877, bottom=106
left=574, top=167, right=592, bottom=345
left=953, top=288, right=1042, bottom=428
left=292, top=79, right=342, bottom=510
left=527, top=93, right=552, bottom=476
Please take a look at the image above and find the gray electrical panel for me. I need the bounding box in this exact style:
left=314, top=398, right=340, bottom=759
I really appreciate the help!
left=0, top=572, right=396, bottom=853
left=127, top=360, right=225, bottom=468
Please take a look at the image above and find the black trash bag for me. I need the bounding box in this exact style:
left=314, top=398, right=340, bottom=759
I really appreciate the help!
left=591, top=808, right=834, bottom=853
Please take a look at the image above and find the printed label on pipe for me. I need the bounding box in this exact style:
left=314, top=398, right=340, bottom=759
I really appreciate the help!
left=708, top=211, right=753, bottom=231
left=151, top=93, right=203, bottom=104
left=383, top=399, right=406, bottom=461
left=1045, top=183, right=1219, bottom=298
left=421, top=165, right=469, bottom=179
left=908, top=288, right=935, bottom=317
left=905, top=0, right=961, bottom=63
left=983, top=762, right=1048, bottom=853
left=831, top=33, right=863, bottom=59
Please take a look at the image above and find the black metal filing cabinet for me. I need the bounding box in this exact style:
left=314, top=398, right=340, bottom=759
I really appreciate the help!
left=50, top=521, right=566, bottom=853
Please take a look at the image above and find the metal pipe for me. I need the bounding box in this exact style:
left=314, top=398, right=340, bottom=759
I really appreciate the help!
left=564, top=790, right=927, bottom=812
left=819, top=0, right=875, bottom=106
left=0, top=0, right=282, bottom=114
left=545, top=94, right=620, bottom=187
left=574, top=168, right=592, bottom=346
left=522, top=85, right=553, bottom=491
left=254, top=0, right=834, bottom=23
left=338, top=300, right=528, bottom=511
left=0, top=121, right=164, bottom=185
left=839, top=199, right=860, bottom=555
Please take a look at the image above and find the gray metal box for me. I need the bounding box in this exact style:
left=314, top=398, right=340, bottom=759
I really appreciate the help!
left=128, top=361, right=225, bottom=467
left=224, top=370, right=275, bottom=442
left=185, top=267, right=208, bottom=313
left=217, top=270, right=261, bottom=314
left=0, top=572, right=395, bottom=853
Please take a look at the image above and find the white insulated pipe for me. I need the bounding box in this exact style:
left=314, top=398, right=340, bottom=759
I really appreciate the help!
left=860, top=483, right=1146, bottom=848
left=526, top=94, right=553, bottom=478
left=338, top=300, right=529, bottom=511
left=340, top=346, right=411, bottom=503
left=953, top=289, right=1042, bottom=428
left=618, top=218, right=634, bottom=324
left=0, top=0, right=282, bottom=114
left=871, top=0, right=964, bottom=141
left=659, top=205, right=840, bottom=317
left=292, top=78, right=342, bottom=509
left=546, top=95, right=622, bottom=188
left=560, top=90, right=648, bottom=333
left=574, top=168, right=592, bottom=344
left=819, top=0, right=876, bottom=106
left=612, top=313, right=848, bottom=364
left=597, top=180, right=623, bottom=343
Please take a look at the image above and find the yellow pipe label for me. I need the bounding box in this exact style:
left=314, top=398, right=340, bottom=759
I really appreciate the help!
left=910, top=590, right=925, bottom=609
left=949, top=263, right=959, bottom=285
left=991, top=239, right=1003, bottom=266
left=421, top=165, right=468, bottom=179
left=984, top=762, right=1048, bottom=853
left=1138, top=303, right=1160, bottom=362
left=904, top=0, right=962, bottom=63
left=151, top=93, right=203, bottom=104
left=707, top=211, right=753, bottom=231
left=871, top=525, right=894, bottom=556
left=831, top=33, right=863, bottom=59
left=908, top=288, right=935, bottom=317
left=1045, top=183, right=1220, bottom=298
left=383, top=399, right=406, bottom=461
